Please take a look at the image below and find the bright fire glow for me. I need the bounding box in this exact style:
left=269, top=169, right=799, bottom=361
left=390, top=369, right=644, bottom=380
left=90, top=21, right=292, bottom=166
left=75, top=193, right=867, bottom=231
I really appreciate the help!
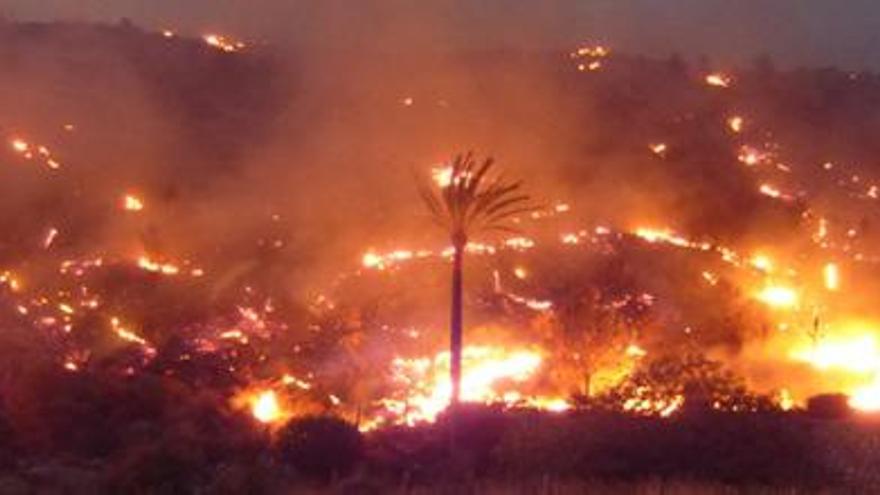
left=110, top=317, right=149, bottom=347
left=11, top=138, right=28, bottom=153
left=378, top=346, right=566, bottom=426
left=623, top=389, right=684, bottom=417
left=203, top=34, right=245, bottom=53
left=633, top=227, right=710, bottom=250
left=43, top=228, right=59, bottom=249
left=251, top=390, right=283, bottom=424
left=137, top=256, right=180, bottom=275
left=824, top=263, right=840, bottom=291
left=759, top=183, right=784, bottom=199
left=756, top=286, right=798, bottom=308
left=727, top=116, right=744, bottom=133
left=705, top=73, right=731, bottom=88
left=751, top=254, right=774, bottom=272
left=649, top=143, right=667, bottom=156
left=122, top=194, right=145, bottom=212
left=431, top=166, right=454, bottom=188
left=791, top=329, right=880, bottom=411
left=738, top=146, right=765, bottom=166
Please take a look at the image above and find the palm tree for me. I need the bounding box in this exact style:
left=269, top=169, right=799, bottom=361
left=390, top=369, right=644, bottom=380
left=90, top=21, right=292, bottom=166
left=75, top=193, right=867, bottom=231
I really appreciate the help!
left=417, top=152, right=534, bottom=407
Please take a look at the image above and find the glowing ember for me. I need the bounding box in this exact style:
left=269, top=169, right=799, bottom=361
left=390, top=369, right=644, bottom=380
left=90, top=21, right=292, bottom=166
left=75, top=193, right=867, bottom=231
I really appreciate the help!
left=203, top=34, right=245, bottom=53
left=625, top=344, right=648, bottom=358
left=738, top=146, right=765, bottom=166
left=122, top=194, right=145, bottom=212
left=137, top=256, right=180, bottom=275
left=649, top=143, right=668, bottom=156
left=8, top=136, right=62, bottom=169
left=759, top=183, right=791, bottom=200
left=10, top=138, right=28, bottom=153
left=572, top=45, right=610, bottom=73
left=0, top=271, right=21, bottom=292
left=727, top=116, right=744, bottom=133
left=110, top=317, right=150, bottom=347
left=573, top=45, right=610, bottom=58
left=577, top=60, right=603, bottom=72
left=705, top=73, right=732, bottom=88
left=42, top=227, right=59, bottom=249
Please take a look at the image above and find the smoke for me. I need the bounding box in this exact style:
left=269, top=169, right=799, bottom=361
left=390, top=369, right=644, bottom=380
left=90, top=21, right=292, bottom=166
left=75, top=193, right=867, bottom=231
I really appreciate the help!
left=4, top=14, right=880, bottom=411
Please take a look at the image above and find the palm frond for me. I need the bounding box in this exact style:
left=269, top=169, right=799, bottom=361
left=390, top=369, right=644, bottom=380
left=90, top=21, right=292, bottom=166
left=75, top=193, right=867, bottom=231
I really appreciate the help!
left=416, top=152, right=534, bottom=243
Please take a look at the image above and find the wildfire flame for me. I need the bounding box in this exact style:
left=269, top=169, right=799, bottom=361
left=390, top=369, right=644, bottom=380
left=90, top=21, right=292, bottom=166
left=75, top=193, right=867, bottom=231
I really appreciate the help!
left=756, top=286, right=798, bottom=309
left=823, top=263, right=840, bottom=291
left=251, top=390, right=284, bottom=424
left=376, top=346, right=567, bottom=427
left=791, top=327, right=880, bottom=411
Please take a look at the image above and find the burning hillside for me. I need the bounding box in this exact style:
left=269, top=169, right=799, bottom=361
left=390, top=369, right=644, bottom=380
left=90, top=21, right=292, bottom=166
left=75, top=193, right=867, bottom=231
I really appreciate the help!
left=3, top=18, right=880, bottom=490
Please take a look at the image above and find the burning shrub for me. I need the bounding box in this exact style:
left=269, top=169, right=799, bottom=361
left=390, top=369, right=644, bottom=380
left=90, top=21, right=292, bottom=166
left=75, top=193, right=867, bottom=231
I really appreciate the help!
left=276, top=415, right=363, bottom=481
left=587, top=353, right=778, bottom=415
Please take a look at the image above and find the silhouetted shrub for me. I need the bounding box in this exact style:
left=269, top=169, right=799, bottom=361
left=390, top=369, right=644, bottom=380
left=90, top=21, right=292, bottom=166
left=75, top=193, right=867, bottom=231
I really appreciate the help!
left=441, top=404, right=508, bottom=474
left=104, top=440, right=206, bottom=494
left=494, top=412, right=836, bottom=487
left=277, top=416, right=363, bottom=480
left=807, top=394, right=852, bottom=420
left=365, top=424, right=447, bottom=481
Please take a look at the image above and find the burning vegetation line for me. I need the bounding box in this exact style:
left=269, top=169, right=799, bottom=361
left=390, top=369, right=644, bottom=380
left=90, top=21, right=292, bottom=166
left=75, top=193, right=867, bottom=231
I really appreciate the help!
left=6, top=32, right=880, bottom=440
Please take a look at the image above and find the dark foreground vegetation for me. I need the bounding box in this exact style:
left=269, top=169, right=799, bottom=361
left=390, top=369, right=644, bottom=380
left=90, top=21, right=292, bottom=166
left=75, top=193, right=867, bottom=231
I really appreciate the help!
left=0, top=380, right=878, bottom=494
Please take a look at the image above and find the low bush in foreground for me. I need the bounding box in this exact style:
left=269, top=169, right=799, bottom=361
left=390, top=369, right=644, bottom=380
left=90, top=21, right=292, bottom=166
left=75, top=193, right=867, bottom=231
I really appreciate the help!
left=4, top=404, right=880, bottom=493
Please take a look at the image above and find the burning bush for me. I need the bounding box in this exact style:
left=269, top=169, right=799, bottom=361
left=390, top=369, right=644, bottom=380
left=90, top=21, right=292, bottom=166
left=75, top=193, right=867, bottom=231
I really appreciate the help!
left=584, top=353, right=779, bottom=416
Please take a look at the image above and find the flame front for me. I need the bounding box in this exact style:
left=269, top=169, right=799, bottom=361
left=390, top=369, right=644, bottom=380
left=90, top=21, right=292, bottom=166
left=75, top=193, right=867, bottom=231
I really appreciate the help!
left=375, top=346, right=567, bottom=427
left=791, top=328, right=880, bottom=411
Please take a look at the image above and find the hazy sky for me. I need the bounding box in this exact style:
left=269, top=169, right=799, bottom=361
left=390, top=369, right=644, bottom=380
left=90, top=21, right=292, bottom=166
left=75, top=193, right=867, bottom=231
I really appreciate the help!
left=2, top=0, right=879, bottom=69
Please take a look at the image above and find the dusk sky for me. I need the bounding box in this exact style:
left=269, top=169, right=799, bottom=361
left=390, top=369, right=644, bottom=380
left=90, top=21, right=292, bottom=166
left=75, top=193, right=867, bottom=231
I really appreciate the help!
left=2, top=1, right=879, bottom=68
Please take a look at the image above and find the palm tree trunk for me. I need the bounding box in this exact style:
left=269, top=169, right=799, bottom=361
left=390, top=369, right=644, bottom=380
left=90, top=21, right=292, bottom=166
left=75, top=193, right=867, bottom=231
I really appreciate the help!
left=450, top=242, right=464, bottom=406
